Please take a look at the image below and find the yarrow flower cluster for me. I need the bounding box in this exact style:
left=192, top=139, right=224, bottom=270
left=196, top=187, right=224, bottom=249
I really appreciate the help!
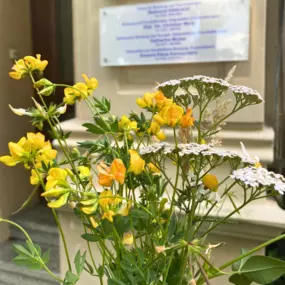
left=231, top=167, right=285, bottom=194
left=155, top=75, right=263, bottom=105
left=139, top=142, right=174, bottom=155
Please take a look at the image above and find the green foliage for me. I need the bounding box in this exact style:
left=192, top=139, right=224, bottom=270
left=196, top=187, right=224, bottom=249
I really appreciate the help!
left=229, top=256, right=285, bottom=285
left=12, top=241, right=50, bottom=270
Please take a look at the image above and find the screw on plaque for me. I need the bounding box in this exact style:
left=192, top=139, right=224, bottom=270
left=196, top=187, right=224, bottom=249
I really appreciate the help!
left=104, top=58, right=108, bottom=63
left=103, top=11, right=107, bottom=16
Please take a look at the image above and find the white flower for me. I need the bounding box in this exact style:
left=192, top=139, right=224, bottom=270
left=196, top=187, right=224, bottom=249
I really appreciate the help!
left=239, top=142, right=261, bottom=166
left=155, top=79, right=181, bottom=89
left=57, top=104, right=67, bottom=115
left=231, top=167, right=285, bottom=194
left=139, top=142, right=174, bottom=155
left=230, top=85, right=264, bottom=103
left=9, top=105, right=32, bottom=117
left=178, top=143, right=211, bottom=156
left=31, top=97, right=47, bottom=117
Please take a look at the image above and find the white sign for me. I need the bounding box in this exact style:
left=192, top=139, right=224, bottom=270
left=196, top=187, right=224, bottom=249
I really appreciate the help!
left=100, top=0, right=250, bottom=66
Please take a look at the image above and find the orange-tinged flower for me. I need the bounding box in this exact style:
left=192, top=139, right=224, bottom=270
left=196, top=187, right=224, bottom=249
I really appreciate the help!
left=97, top=159, right=126, bottom=187
left=111, top=159, right=126, bottom=185
left=202, top=174, right=219, bottom=192
left=180, top=108, right=195, bottom=128
left=159, top=103, right=184, bottom=127
left=154, top=91, right=172, bottom=110
left=102, top=210, right=115, bottom=222
left=123, top=233, right=134, bottom=245
left=128, top=150, right=145, bottom=175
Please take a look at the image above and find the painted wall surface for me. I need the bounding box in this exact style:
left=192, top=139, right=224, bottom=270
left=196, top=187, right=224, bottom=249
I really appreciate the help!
left=0, top=0, right=33, bottom=241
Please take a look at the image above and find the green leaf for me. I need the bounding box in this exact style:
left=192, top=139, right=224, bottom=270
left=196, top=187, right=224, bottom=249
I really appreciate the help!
left=232, top=248, right=251, bottom=271
left=240, top=256, right=285, bottom=284
left=42, top=249, right=51, bottom=265
left=74, top=250, right=86, bottom=275
left=85, top=260, right=94, bottom=275
left=110, top=119, right=119, bottom=133
left=64, top=271, right=79, bottom=285
left=83, top=123, right=105, bottom=135
left=94, top=116, right=110, bottom=132
left=81, top=233, right=100, bottom=242
left=167, top=215, right=177, bottom=242
left=130, top=209, right=149, bottom=220
left=108, top=278, right=127, bottom=285
left=229, top=274, right=252, bottom=285
left=13, top=244, right=33, bottom=257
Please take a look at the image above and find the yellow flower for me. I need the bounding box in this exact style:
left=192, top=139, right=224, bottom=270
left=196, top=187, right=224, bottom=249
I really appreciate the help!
left=90, top=216, right=99, bottom=228
left=202, top=174, right=219, bottom=192
left=148, top=121, right=160, bottom=135
left=63, top=87, right=76, bottom=105
left=30, top=169, right=40, bottom=185
left=153, top=114, right=165, bottom=126
left=148, top=163, right=160, bottom=174
left=47, top=192, right=69, bottom=208
left=128, top=150, right=145, bottom=175
left=99, top=190, right=114, bottom=209
left=118, top=115, right=137, bottom=132
left=180, top=108, right=195, bottom=128
left=159, top=103, right=184, bottom=127
left=0, top=133, right=56, bottom=169
left=9, top=54, right=48, bottom=80
left=78, top=166, right=90, bottom=180
left=46, top=167, right=69, bottom=190
left=136, top=92, right=155, bottom=109
left=122, top=233, right=134, bottom=245
left=156, top=131, right=166, bottom=141
left=118, top=201, right=132, bottom=217
left=102, top=210, right=115, bottom=222
left=82, top=74, right=98, bottom=93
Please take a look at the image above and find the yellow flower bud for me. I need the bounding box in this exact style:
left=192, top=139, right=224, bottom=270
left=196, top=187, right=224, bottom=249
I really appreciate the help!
left=202, top=174, right=219, bottom=192
left=90, top=217, right=99, bottom=228
left=153, top=114, right=165, bottom=126
left=123, top=233, right=134, bottom=245
left=148, top=163, right=160, bottom=174
left=102, top=210, right=115, bottom=222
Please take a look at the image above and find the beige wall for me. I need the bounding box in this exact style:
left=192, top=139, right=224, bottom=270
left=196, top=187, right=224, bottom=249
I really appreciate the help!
left=0, top=0, right=33, bottom=241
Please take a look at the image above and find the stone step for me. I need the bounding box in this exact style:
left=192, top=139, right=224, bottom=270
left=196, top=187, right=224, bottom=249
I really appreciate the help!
left=9, top=204, right=59, bottom=247
left=0, top=240, right=60, bottom=285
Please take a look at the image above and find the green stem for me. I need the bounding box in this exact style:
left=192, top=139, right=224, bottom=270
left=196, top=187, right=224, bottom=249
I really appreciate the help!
left=33, top=164, right=72, bottom=272
left=0, top=218, right=64, bottom=283
left=218, top=233, right=285, bottom=271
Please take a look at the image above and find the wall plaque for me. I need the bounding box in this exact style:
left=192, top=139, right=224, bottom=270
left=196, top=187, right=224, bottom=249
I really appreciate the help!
left=100, top=0, right=250, bottom=66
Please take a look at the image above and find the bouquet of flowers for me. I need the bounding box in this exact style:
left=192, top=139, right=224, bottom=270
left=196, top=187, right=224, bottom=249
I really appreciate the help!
left=1, top=55, right=285, bottom=285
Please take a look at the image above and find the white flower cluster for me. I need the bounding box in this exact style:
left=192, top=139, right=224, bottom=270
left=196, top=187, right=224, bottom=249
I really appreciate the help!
left=231, top=167, right=285, bottom=194
left=156, top=75, right=230, bottom=91
left=139, top=142, right=174, bottom=155
left=156, top=76, right=263, bottom=104
left=230, top=85, right=264, bottom=102
left=178, top=143, right=211, bottom=156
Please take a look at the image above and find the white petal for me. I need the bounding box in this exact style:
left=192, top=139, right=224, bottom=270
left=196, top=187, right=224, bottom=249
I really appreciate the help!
left=9, top=105, right=29, bottom=116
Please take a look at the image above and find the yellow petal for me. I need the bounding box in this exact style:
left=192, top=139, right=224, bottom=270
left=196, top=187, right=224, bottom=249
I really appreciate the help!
left=47, top=192, right=69, bottom=208
left=41, top=188, right=69, bottom=198
left=128, top=150, right=145, bottom=175
left=90, top=217, right=99, bottom=228
left=0, top=155, right=18, bottom=166
left=122, top=233, right=134, bottom=245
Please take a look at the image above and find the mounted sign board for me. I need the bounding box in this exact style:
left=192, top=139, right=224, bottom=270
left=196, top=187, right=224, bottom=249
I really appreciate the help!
left=100, top=0, right=250, bottom=66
